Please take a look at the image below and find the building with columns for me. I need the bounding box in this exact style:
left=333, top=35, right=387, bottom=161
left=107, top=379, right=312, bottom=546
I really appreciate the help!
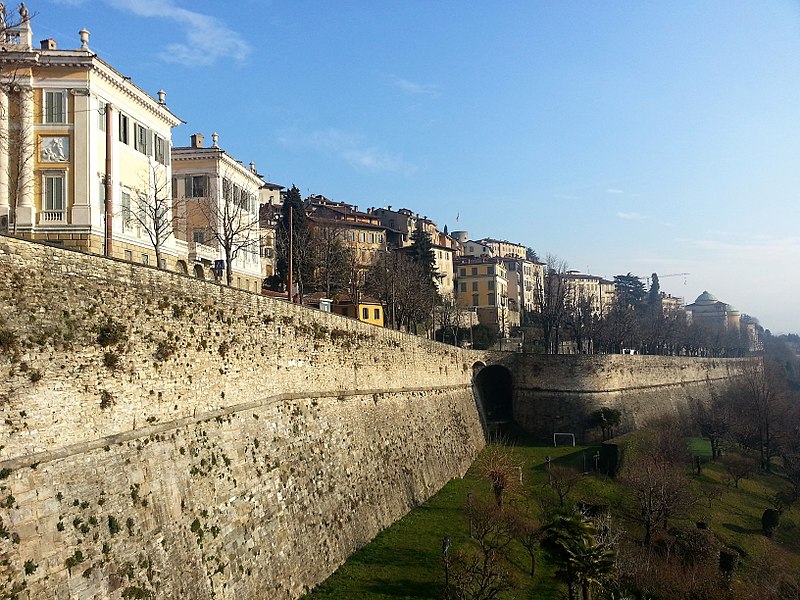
left=0, top=10, right=183, bottom=266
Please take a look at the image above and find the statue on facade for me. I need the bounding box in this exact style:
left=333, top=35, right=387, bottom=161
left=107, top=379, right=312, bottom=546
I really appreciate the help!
left=19, top=2, right=29, bottom=21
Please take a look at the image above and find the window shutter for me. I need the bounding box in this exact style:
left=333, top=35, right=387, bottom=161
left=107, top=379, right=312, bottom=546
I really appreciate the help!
left=185, top=176, right=191, bottom=197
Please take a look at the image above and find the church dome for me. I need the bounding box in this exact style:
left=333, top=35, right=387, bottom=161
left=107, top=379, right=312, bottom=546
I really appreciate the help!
left=695, top=291, right=718, bottom=304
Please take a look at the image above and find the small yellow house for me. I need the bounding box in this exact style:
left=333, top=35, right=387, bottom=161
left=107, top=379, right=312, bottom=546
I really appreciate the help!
left=330, top=293, right=384, bottom=327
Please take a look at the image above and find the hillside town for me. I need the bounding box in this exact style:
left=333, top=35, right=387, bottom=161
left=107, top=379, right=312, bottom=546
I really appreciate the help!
left=0, top=11, right=762, bottom=355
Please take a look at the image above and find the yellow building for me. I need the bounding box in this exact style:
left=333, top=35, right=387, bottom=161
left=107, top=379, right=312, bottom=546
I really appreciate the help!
left=0, top=14, right=183, bottom=266
left=307, top=196, right=387, bottom=269
left=328, top=293, right=384, bottom=327
left=171, top=133, right=264, bottom=291
left=455, top=256, right=519, bottom=334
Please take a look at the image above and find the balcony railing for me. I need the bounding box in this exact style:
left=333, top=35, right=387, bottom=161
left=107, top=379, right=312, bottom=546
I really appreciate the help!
left=39, top=211, right=65, bottom=223
left=188, top=241, right=217, bottom=263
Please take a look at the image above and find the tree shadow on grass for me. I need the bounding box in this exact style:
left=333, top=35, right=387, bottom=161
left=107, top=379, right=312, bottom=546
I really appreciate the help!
left=722, top=522, right=762, bottom=535
left=364, top=578, right=439, bottom=599
left=350, top=546, right=436, bottom=570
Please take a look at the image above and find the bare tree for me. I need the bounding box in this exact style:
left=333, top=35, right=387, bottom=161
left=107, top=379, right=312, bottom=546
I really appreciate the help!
left=548, top=465, right=583, bottom=507
left=1, top=88, right=34, bottom=235
left=197, top=174, right=261, bottom=287
left=621, top=451, right=696, bottom=545
left=127, top=163, right=176, bottom=269
left=307, top=222, right=352, bottom=296
left=533, top=254, right=569, bottom=354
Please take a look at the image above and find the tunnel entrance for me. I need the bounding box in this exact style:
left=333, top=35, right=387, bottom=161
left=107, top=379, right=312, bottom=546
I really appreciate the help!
left=474, top=364, right=514, bottom=429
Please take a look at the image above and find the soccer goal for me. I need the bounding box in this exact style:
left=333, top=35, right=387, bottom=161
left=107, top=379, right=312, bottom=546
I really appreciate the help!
left=553, top=432, right=576, bottom=447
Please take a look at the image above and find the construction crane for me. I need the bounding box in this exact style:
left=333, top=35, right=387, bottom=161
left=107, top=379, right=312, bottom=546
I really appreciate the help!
left=637, top=273, right=691, bottom=288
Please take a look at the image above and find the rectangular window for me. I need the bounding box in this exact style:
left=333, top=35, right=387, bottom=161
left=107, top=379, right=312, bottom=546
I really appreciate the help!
left=189, top=175, right=207, bottom=198
left=471, top=267, right=478, bottom=276
left=362, top=307, right=369, bottom=320
left=134, top=123, right=152, bottom=155
left=359, top=232, right=366, bottom=242
left=369, top=233, right=375, bottom=244
left=472, top=294, right=479, bottom=307
left=472, top=282, right=478, bottom=292
left=119, top=113, right=129, bottom=144
left=460, top=282, right=466, bottom=293
left=141, top=254, right=149, bottom=265
left=43, top=174, right=65, bottom=211
left=488, top=281, right=495, bottom=291
left=374, top=308, right=380, bottom=320
left=44, top=90, right=66, bottom=124
left=192, top=229, right=205, bottom=243
left=154, top=135, right=167, bottom=164
left=121, top=191, right=131, bottom=227
left=378, top=234, right=384, bottom=243
left=487, top=265, right=495, bottom=275
left=459, top=268, right=466, bottom=277
left=488, top=295, right=496, bottom=305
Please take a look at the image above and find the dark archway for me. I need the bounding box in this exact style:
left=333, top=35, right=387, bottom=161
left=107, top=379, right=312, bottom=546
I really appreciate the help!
left=193, top=264, right=205, bottom=279
left=474, top=364, right=514, bottom=424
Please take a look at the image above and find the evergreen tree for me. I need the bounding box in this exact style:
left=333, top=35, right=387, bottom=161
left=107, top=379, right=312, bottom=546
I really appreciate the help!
left=613, top=273, right=646, bottom=310
left=275, top=185, right=309, bottom=294
left=647, top=273, right=661, bottom=308
left=409, top=227, right=438, bottom=282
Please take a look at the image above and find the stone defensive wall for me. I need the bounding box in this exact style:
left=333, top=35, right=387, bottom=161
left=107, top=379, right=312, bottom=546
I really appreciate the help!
left=0, top=235, right=749, bottom=599
left=481, top=353, right=749, bottom=440
left=0, top=235, right=485, bottom=599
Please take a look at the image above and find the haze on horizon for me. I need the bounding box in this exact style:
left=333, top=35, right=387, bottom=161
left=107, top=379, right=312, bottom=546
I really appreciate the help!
left=41, top=0, right=800, bottom=333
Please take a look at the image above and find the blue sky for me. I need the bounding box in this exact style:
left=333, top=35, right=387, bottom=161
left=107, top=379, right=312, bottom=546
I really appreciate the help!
left=40, top=0, right=800, bottom=333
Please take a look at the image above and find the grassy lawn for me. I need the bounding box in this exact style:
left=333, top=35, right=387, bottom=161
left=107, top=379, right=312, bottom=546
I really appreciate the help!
left=303, top=435, right=800, bottom=599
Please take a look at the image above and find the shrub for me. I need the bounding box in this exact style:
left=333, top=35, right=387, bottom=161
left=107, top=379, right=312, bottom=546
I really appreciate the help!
left=154, top=341, right=177, bottom=361
left=762, top=508, right=780, bottom=537
left=100, top=390, right=114, bottom=410
left=103, top=351, right=120, bottom=370
left=96, top=317, right=127, bottom=347
left=0, top=328, right=17, bottom=353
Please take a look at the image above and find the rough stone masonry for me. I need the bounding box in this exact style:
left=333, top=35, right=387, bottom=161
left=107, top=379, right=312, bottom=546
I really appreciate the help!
left=0, top=235, right=746, bottom=599
left=0, top=235, right=484, bottom=599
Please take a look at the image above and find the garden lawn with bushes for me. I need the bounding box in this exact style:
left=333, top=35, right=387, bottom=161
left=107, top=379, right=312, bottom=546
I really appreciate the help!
left=302, top=435, right=800, bottom=599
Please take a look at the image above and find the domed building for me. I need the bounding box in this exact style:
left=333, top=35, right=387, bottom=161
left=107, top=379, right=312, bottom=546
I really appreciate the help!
left=685, top=291, right=741, bottom=330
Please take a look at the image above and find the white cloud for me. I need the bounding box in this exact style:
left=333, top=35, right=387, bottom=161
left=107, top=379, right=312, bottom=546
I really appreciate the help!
left=279, top=128, right=416, bottom=175
left=104, top=0, right=250, bottom=66
left=616, top=211, right=645, bottom=220
left=387, top=75, right=440, bottom=98
left=606, top=188, right=625, bottom=194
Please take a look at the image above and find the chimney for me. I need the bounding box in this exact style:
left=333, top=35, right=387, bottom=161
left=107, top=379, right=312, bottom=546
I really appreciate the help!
left=190, top=133, right=204, bottom=148
left=157, top=89, right=166, bottom=105
left=79, top=28, right=90, bottom=51
left=211, top=132, right=219, bottom=148
left=40, top=38, right=56, bottom=50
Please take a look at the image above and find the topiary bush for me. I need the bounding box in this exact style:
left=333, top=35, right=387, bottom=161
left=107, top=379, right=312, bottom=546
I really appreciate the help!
left=762, top=508, right=780, bottom=537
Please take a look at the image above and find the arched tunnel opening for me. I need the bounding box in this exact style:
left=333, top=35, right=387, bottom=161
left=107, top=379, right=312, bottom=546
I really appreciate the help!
left=474, top=364, right=514, bottom=431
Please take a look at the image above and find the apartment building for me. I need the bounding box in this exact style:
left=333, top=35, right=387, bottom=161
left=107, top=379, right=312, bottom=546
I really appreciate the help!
left=171, top=133, right=263, bottom=291
left=562, top=271, right=616, bottom=317
left=504, top=257, right=544, bottom=316
left=307, top=196, right=387, bottom=269
left=0, top=14, right=183, bottom=266
left=455, top=256, right=519, bottom=335
left=477, top=237, right=528, bottom=259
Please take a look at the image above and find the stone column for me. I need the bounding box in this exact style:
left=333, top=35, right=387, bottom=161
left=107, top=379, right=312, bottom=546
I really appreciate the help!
left=14, top=87, right=35, bottom=227
left=0, top=87, right=9, bottom=224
